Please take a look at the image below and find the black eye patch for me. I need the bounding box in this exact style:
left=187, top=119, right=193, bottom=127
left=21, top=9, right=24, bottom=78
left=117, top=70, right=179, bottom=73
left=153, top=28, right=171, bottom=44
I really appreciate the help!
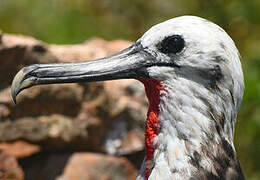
left=158, top=35, right=185, bottom=54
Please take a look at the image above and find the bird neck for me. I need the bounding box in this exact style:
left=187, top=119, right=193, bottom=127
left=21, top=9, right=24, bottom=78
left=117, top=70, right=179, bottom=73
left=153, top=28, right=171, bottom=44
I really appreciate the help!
left=139, top=78, right=244, bottom=180
left=139, top=78, right=163, bottom=179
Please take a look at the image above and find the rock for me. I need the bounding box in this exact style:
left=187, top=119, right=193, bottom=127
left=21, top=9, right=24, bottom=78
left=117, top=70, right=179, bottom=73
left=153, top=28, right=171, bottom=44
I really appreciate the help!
left=56, top=153, right=137, bottom=180
left=0, top=141, right=40, bottom=158
left=0, top=31, right=147, bottom=155
left=0, top=152, right=24, bottom=180
left=77, top=79, right=146, bottom=154
left=0, top=33, right=57, bottom=89
left=18, top=151, right=142, bottom=180
left=19, top=151, right=72, bottom=180
left=102, top=80, right=146, bottom=155
left=48, top=39, right=132, bottom=63
left=0, top=31, right=147, bottom=179
left=0, top=115, right=90, bottom=149
left=0, top=84, right=84, bottom=121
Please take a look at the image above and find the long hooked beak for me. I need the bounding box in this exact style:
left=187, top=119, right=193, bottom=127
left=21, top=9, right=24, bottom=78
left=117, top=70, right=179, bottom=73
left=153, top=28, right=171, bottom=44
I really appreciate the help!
left=11, top=42, right=155, bottom=103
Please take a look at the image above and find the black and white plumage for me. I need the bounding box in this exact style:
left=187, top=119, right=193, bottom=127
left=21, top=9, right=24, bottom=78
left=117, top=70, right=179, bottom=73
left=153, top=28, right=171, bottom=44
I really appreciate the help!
left=11, top=16, right=245, bottom=180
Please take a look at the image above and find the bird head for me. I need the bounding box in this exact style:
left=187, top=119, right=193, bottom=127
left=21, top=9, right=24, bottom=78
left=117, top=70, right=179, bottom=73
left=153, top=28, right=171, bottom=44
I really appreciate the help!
left=11, top=16, right=244, bottom=125
left=11, top=16, right=245, bottom=180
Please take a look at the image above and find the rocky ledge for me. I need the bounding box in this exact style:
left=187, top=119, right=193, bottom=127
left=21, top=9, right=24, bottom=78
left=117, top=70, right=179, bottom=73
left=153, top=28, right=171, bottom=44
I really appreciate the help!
left=0, top=31, right=147, bottom=180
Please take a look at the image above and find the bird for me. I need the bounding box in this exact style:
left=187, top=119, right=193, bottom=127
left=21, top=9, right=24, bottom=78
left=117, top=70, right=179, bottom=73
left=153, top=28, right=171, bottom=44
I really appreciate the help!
left=11, top=16, right=245, bottom=180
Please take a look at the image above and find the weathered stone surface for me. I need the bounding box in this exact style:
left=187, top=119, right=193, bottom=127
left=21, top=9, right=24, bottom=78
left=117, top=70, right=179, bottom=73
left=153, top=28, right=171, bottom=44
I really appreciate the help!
left=0, top=152, right=24, bottom=180
left=56, top=153, right=137, bottom=180
left=0, top=84, right=84, bottom=119
left=0, top=31, right=147, bottom=179
left=0, top=33, right=57, bottom=90
left=19, top=151, right=72, bottom=180
left=102, top=80, right=146, bottom=155
left=18, top=151, right=140, bottom=180
left=0, top=31, right=146, bottom=154
left=0, top=141, right=40, bottom=158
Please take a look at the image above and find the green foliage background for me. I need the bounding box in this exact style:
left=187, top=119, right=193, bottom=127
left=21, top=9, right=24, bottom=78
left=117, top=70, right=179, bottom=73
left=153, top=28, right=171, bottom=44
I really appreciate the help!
left=0, top=0, right=259, bottom=179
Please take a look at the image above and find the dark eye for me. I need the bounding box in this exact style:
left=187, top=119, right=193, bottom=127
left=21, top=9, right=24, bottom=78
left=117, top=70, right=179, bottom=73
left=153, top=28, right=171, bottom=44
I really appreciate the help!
left=159, top=35, right=185, bottom=54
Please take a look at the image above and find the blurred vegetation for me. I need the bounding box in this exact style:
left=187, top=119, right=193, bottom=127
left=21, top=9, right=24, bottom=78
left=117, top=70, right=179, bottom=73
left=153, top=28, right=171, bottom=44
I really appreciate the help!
left=0, top=0, right=259, bottom=179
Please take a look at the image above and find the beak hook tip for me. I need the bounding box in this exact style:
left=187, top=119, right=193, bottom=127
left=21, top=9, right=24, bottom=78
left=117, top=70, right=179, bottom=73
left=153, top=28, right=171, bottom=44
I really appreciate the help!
left=11, top=91, right=17, bottom=104
left=11, top=68, right=27, bottom=105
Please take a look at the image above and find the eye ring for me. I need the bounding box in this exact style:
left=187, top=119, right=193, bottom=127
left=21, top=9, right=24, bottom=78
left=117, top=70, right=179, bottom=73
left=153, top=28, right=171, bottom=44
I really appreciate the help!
left=158, top=35, right=185, bottom=54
